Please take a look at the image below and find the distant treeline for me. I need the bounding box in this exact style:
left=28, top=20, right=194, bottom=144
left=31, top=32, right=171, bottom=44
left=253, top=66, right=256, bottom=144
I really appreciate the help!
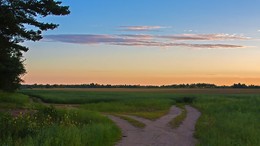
left=21, top=83, right=260, bottom=89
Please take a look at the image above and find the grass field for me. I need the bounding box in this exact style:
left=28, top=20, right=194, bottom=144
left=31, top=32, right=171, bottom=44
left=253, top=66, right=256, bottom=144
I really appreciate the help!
left=1, top=89, right=260, bottom=146
left=0, top=92, right=30, bottom=109
left=193, top=94, right=260, bottom=146
left=21, top=89, right=174, bottom=119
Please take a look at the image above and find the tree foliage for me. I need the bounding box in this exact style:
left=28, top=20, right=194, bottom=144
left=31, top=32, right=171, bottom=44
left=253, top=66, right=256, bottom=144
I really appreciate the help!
left=0, top=0, right=70, bottom=91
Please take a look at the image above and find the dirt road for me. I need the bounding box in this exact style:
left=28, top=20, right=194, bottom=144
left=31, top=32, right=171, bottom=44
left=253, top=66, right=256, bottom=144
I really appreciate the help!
left=108, top=105, right=201, bottom=146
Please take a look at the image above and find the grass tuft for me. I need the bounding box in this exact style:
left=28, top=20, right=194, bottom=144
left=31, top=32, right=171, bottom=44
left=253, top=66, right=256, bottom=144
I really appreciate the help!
left=169, top=104, right=187, bottom=128
left=113, top=114, right=145, bottom=128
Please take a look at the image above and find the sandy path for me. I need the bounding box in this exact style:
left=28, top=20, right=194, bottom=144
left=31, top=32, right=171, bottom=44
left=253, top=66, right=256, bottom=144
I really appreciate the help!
left=108, top=105, right=201, bottom=146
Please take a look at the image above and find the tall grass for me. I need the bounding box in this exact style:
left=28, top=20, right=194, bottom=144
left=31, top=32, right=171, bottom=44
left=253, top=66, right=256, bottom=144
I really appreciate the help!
left=0, top=107, right=120, bottom=146
left=194, top=94, right=260, bottom=146
left=5, top=123, right=120, bottom=146
left=0, top=91, right=30, bottom=108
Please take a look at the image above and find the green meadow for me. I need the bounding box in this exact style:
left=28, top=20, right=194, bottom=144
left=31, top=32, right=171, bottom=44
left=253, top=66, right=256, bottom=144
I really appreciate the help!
left=0, top=92, right=30, bottom=109
left=21, top=89, right=174, bottom=119
left=194, top=94, right=260, bottom=146
left=0, top=89, right=260, bottom=146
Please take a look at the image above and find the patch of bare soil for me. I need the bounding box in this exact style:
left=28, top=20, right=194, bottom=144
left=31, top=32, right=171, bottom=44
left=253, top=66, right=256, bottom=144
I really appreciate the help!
left=108, top=105, right=201, bottom=146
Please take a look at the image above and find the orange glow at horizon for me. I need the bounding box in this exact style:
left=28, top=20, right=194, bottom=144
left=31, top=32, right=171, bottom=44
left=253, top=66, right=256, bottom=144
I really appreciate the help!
left=23, top=72, right=260, bottom=86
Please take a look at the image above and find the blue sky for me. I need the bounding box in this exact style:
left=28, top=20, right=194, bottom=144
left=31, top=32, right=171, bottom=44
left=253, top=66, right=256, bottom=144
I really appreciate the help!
left=24, top=0, right=260, bottom=85
left=44, top=0, right=260, bottom=35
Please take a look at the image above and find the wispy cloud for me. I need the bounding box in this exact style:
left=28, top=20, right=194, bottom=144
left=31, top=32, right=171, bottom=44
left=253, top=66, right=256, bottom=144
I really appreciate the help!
left=184, top=30, right=194, bottom=32
left=115, top=33, right=249, bottom=41
left=44, top=34, right=137, bottom=44
left=43, top=33, right=249, bottom=49
left=113, top=42, right=245, bottom=49
left=258, top=30, right=260, bottom=32
left=119, top=25, right=166, bottom=31
left=119, top=34, right=154, bottom=40
left=158, top=34, right=250, bottom=41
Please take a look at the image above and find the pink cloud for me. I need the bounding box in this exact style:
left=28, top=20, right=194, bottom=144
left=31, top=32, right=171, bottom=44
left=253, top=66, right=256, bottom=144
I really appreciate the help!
left=159, top=34, right=250, bottom=41
left=44, top=34, right=139, bottom=44
left=43, top=34, right=248, bottom=49
left=119, top=26, right=165, bottom=31
left=113, top=41, right=245, bottom=49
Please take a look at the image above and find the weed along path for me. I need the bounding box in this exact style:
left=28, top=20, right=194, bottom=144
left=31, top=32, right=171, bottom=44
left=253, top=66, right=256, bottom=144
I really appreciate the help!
left=108, top=105, right=201, bottom=146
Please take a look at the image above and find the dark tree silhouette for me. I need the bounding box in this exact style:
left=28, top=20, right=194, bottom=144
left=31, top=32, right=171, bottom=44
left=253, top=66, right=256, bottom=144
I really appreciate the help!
left=231, top=83, right=248, bottom=88
left=0, top=0, right=70, bottom=91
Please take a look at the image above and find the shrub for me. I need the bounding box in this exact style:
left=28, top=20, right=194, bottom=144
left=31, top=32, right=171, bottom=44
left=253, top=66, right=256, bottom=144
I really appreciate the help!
left=175, top=96, right=196, bottom=104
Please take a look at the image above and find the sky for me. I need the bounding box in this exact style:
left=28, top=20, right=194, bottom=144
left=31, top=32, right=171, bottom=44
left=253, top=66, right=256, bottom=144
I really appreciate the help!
left=23, top=0, right=260, bottom=85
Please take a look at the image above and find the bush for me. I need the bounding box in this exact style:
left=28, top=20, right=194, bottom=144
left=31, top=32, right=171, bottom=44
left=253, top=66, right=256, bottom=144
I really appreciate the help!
left=175, top=96, right=196, bottom=104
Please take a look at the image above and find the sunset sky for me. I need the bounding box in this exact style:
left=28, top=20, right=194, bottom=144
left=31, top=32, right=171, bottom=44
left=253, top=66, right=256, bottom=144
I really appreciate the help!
left=23, top=0, right=260, bottom=85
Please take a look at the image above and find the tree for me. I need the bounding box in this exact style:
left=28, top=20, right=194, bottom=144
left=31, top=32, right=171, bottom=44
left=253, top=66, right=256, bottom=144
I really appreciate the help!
left=231, top=83, right=247, bottom=88
left=0, top=0, right=70, bottom=91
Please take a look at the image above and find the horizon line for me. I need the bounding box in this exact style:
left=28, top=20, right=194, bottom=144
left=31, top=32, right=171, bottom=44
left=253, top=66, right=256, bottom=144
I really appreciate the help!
left=21, top=82, right=260, bottom=87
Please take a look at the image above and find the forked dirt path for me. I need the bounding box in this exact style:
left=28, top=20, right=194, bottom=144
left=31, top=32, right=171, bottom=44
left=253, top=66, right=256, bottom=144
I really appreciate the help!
left=107, top=105, right=201, bottom=146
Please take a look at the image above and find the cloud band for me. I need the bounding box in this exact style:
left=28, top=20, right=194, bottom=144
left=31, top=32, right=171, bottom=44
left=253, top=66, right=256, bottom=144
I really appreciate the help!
left=43, top=33, right=248, bottom=49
